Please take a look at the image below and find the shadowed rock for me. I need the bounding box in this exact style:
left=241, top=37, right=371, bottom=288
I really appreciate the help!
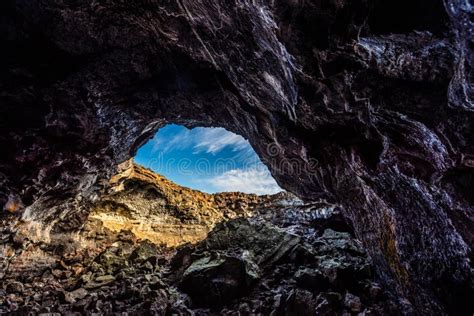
left=0, top=0, right=473, bottom=313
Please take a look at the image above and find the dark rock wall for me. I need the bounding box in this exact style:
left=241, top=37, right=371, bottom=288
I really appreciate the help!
left=0, top=0, right=472, bottom=314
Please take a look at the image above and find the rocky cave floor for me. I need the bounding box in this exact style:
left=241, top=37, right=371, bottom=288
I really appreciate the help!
left=1, top=0, right=473, bottom=314
left=1, top=165, right=401, bottom=315
left=1, top=214, right=400, bottom=315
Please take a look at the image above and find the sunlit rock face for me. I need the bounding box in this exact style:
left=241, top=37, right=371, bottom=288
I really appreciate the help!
left=0, top=0, right=473, bottom=314
left=89, top=160, right=297, bottom=247
left=2, top=166, right=383, bottom=314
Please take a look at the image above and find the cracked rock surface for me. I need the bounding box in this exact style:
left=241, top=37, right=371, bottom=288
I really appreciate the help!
left=0, top=0, right=473, bottom=314
left=1, top=184, right=396, bottom=315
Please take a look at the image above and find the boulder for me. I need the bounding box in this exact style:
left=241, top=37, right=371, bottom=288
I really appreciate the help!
left=62, top=288, right=88, bottom=304
left=179, top=252, right=259, bottom=307
left=5, top=281, right=24, bottom=294
left=94, top=246, right=129, bottom=275
left=83, top=275, right=115, bottom=289
left=129, top=240, right=159, bottom=263
left=344, top=293, right=363, bottom=313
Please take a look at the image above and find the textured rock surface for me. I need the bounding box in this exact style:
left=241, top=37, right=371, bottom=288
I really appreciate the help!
left=171, top=218, right=399, bottom=315
left=89, top=160, right=301, bottom=246
left=1, top=199, right=396, bottom=315
left=1, top=169, right=395, bottom=314
left=0, top=0, right=473, bottom=314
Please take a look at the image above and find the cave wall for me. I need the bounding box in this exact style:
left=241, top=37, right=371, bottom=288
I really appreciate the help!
left=0, top=0, right=472, bottom=314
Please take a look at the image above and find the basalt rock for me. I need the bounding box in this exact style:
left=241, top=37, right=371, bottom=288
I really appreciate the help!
left=1, top=172, right=395, bottom=315
left=170, top=217, right=398, bottom=314
left=0, top=0, right=473, bottom=314
left=88, top=160, right=302, bottom=247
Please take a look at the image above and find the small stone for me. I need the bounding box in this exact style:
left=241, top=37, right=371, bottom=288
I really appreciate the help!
left=369, top=283, right=382, bottom=299
left=315, top=298, right=333, bottom=315
left=324, top=292, right=343, bottom=305
left=84, top=275, right=116, bottom=289
left=294, top=268, right=329, bottom=291
left=63, top=288, right=88, bottom=304
left=272, top=293, right=282, bottom=311
left=344, top=293, right=362, bottom=313
left=143, top=261, right=154, bottom=271
left=8, top=293, right=24, bottom=304
left=6, top=281, right=24, bottom=294
left=238, top=302, right=251, bottom=313
left=51, top=269, right=63, bottom=278
left=95, top=275, right=115, bottom=282
left=130, top=240, right=158, bottom=263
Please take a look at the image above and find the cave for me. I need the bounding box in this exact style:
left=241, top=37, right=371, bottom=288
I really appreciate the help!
left=133, top=124, right=283, bottom=195
left=0, top=0, right=473, bottom=315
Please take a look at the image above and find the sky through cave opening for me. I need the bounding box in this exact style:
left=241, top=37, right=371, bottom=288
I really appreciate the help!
left=134, top=124, right=283, bottom=195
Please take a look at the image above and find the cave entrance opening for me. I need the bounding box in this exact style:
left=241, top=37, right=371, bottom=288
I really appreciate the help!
left=133, top=124, right=283, bottom=195
left=87, top=124, right=285, bottom=248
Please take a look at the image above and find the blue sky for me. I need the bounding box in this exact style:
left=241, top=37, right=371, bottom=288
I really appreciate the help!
left=134, top=124, right=283, bottom=195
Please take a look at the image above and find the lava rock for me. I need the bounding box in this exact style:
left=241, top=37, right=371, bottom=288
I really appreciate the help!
left=294, top=267, right=330, bottom=292
left=179, top=253, right=259, bottom=307
left=62, top=288, right=88, bottom=304
left=130, top=240, right=159, bottom=263
left=344, top=293, right=363, bottom=313
left=0, top=1, right=473, bottom=313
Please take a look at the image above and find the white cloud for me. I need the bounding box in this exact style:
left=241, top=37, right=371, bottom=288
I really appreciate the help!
left=151, top=128, right=192, bottom=153
left=152, top=126, right=253, bottom=156
left=192, top=128, right=249, bottom=154
left=207, top=168, right=283, bottom=195
left=146, top=125, right=282, bottom=195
